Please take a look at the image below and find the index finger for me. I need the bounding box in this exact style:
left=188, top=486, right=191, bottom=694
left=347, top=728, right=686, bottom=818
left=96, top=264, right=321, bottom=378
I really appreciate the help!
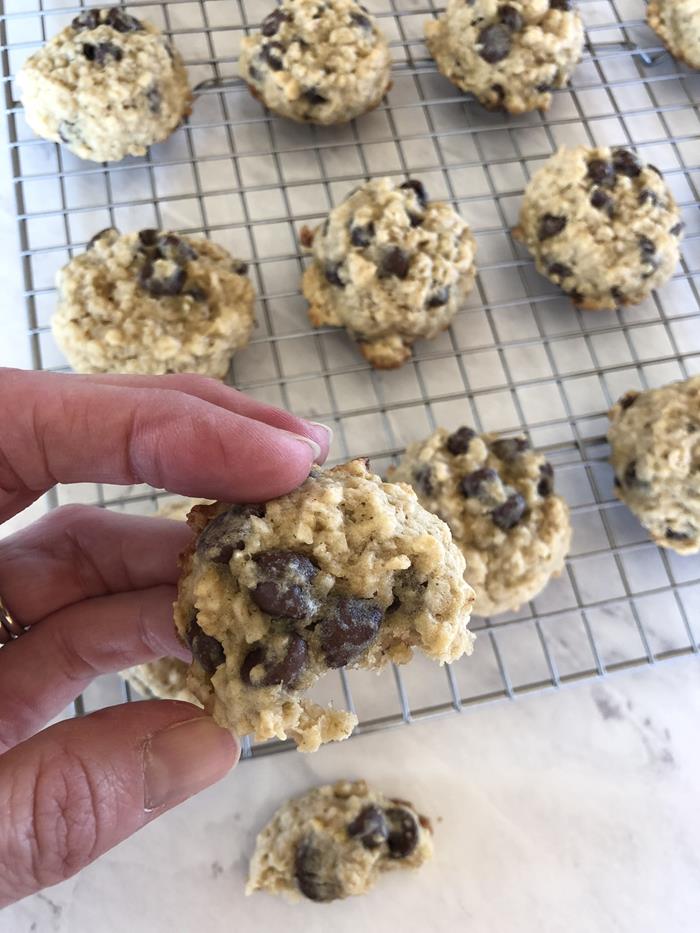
left=0, top=368, right=326, bottom=522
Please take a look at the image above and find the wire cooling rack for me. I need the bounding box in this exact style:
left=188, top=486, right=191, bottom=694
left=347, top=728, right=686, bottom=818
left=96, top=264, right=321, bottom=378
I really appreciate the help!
left=1, top=0, right=699, bottom=757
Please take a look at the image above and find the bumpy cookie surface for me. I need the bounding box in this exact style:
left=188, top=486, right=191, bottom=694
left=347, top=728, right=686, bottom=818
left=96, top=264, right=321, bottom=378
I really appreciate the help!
left=174, top=460, right=475, bottom=752
left=608, top=376, right=700, bottom=555
left=390, top=427, right=571, bottom=616
left=18, top=8, right=192, bottom=162
left=647, top=0, right=700, bottom=70
left=425, top=0, right=583, bottom=113
left=53, top=227, right=255, bottom=376
left=514, top=146, right=683, bottom=310
left=247, top=779, right=433, bottom=902
left=239, top=0, right=391, bottom=124
left=121, top=657, right=201, bottom=704
left=301, top=177, right=477, bottom=369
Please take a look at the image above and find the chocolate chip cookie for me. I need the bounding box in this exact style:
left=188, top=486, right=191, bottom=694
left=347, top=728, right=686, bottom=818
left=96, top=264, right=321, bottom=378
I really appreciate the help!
left=608, top=376, right=700, bottom=555
left=301, top=177, right=477, bottom=369
left=425, top=0, right=584, bottom=113
left=17, top=8, right=192, bottom=162
left=389, top=427, right=571, bottom=617
left=514, top=146, right=683, bottom=310
left=239, top=0, right=391, bottom=124
left=174, top=459, right=475, bottom=752
left=121, top=657, right=201, bottom=705
left=246, top=780, right=433, bottom=902
left=647, top=0, right=700, bottom=70
left=53, top=227, right=255, bottom=376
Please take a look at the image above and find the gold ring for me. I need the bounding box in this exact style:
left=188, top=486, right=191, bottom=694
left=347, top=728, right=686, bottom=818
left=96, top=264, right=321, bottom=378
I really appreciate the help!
left=0, top=594, right=24, bottom=645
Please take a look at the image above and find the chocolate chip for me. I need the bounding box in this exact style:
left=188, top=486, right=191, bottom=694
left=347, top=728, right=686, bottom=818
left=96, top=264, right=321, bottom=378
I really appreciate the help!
left=567, top=288, right=584, bottom=304
left=104, top=7, right=143, bottom=32
left=303, top=87, right=327, bottom=105
left=261, top=9, right=289, bottom=36
left=319, top=597, right=383, bottom=668
left=186, top=618, right=225, bottom=676
left=324, top=262, right=345, bottom=287
left=413, top=464, right=434, bottom=496
left=611, top=286, right=625, bottom=305
left=138, top=228, right=160, bottom=247
left=294, top=837, right=342, bottom=903
left=240, top=634, right=308, bottom=688
left=196, top=503, right=264, bottom=562
left=491, top=83, right=506, bottom=105
left=232, top=260, right=249, bottom=275
left=400, top=179, right=428, bottom=207
left=666, top=528, right=691, bottom=541
left=261, top=41, right=285, bottom=70
left=58, top=121, right=74, bottom=143
left=83, top=41, right=123, bottom=64
left=537, top=462, right=554, bottom=496
left=72, top=9, right=100, bottom=30
left=612, top=148, right=642, bottom=178
left=138, top=260, right=186, bottom=297
left=638, top=235, right=658, bottom=272
left=158, top=233, right=197, bottom=264
left=492, top=493, right=526, bottom=531
left=536, top=82, right=552, bottom=93
left=348, top=805, right=389, bottom=849
left=477, top=24, right=511, bottom=63
left=538, top=214, right=567, bottom=240
left=587, top=159, right=615, bottom=187
left=460, top=467, right=499, bottom=499
left=86, top=227, right=117, bottom=250
left=385, top=808, right=419, bottom=859
left=490, top=436, right=529, bottom=460
left=378, top=247, right=411, bottom=280
left=648, top=164, right=662, bottom=177
left=427, top=286, right=450, bottom=308
left=407, top=212, right=423, bottom=228
left=146, top=85, right=161, bottom=114
left=350, top=222, right=374, bottom=247
left=623, top=461, right=640, bottom=486
left=251, top=550, right=319, bottom=620
left=639, top=188, right=659, bottom=207
left=186, top=285, right=207, bottom=302
left=446, top=426, right=476, bottom=455
left=350, top=10, right=372, bottom=29
left=619, top=392, right=638, bottom=410
left=549, top=0, right=572, bottom=8
left=548, top=262, right=572, bottom=279
left=590, top=188, right=614, bottom=216
left=670, top=221, right=685, bottom=237
left=498, top=4, right=524, bottom=31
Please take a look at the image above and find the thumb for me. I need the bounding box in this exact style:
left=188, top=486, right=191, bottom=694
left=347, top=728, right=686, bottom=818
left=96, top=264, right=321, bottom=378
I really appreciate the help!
left=0, top=702, right=238, bottom=907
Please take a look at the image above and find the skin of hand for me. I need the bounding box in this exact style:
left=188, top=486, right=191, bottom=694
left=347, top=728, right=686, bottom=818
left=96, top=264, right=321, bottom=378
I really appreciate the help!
left=0, top=367, right=332, bottom=908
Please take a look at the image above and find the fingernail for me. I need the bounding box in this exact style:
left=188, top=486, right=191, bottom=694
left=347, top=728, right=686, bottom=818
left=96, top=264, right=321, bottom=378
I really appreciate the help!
left=143, top=716, right=238, bottom=811
left=308, top=420, right=334, bottom=446
left=287, top=432, right=322, bottom=463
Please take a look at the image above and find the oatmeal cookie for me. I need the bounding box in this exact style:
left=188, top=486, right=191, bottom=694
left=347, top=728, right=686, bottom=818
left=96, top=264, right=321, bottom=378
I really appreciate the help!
left=608, top=376, right=700, bottom=555
left=18, top=8, right=192, bottom=162
left=647, top=0, right=700, bottom=70
left=514, top=145, right=683, bottom=310
left=390, top=427, right=571, bottom=616
left=239, top=0, right=391, bottom=124
left=174, top=459, right=475, bottom=752
left=425, top=0, right=584, bottom=113
left=53, top=227, right=255, bottom=376
left=247, top=779, right=433, bottom=902
left=301, top=177, right=477, bottom=369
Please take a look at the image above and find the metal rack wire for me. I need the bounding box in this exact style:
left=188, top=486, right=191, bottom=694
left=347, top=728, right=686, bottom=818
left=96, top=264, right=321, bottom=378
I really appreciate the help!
left=1, top=0, right=699, bottom=757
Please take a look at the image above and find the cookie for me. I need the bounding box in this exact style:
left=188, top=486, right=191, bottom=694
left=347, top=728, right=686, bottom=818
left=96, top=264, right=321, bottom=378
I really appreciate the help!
left=53, top=227, right=255, bottom=376
left=246, top=779, right=433, bottom=902
left=174, top=459, right=475, bottom=752
left=301, top=177, right=477, bottom=369
left=17, top=8, right=192, bottom=163
left=389, top=427, right=571, bottom=617
left=647, top=0, right=700, bottom=70
left=514, top=146, right=683, bottom=310
left=121, top=657, right=201, bottom=705
left=608, top=376, right=700, bottom=555
left=425, top=0, right=584, bottom=113
left=238, top=0, right=391, bottom=124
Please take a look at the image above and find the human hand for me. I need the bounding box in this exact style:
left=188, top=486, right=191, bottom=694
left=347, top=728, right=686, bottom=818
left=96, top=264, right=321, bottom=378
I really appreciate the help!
left=0, top=368, right=331, bottom=907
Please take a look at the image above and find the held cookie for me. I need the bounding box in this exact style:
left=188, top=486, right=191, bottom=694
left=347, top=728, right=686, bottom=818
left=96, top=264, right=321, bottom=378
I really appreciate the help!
left=238, top=0, right=391, bottom=124
left=18, top=8, right=192, bottom=162
left=246, top=780, right=433, bottom=903
left=425, top=0, right=583, bottom=114
left=608, top=376, right=700, bottom=555
left=174, top=460, right=475, bottom=752
left=514, top=146, right=683, bottom=310
left=389, top=427, right=571, bottom=617
left=53, top=227, right=255, bottom=376
left=301, top=177, right=477, bottom=369
left=647, top=0, right=700, bottom=71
